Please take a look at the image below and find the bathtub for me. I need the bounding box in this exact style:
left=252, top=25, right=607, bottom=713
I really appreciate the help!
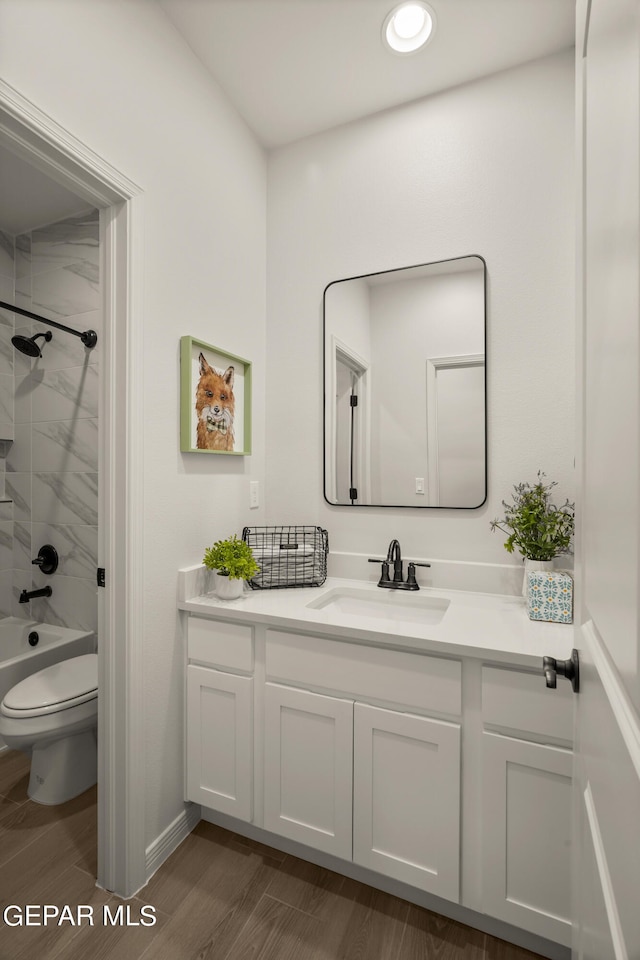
left=0, top=617, right=95, bottom=750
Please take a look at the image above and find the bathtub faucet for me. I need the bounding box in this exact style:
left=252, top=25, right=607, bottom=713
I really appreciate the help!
left=19, top=586, right=52, bottom=603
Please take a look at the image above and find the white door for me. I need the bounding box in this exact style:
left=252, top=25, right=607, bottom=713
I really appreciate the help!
left=573, top=1, right=640, bottom=957
left=353, top=703, right=460, bottom=901
left=186, top=665, right=253, bottom=820
left=263, top=683, right=353, bottom=858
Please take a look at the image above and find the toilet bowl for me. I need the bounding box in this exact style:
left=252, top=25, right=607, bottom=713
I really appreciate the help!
left=0, top=654, right=98, bottom=805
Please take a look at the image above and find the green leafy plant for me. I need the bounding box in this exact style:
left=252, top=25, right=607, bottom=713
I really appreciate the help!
left=203, top=535, right=260, bottom=580
left=490, top=472, right=575, bottom=561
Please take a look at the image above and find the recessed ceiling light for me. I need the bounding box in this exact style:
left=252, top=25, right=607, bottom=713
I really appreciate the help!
left=383, top=1, right=436, bottom=55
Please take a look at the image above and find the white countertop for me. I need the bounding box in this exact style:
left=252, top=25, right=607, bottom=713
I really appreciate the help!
left=178, top=576, right=574, bottom=669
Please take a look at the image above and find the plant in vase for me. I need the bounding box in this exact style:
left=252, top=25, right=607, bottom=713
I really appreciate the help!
left=203, top=535, right=260, bottom=600
left=490, top=472, right=575, bottom=597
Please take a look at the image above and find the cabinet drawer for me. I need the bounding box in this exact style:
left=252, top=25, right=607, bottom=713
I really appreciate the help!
left=187, top=617, right=253, bottom=673
left=266, top=630, right=461, bottom=715
left=482, top=666, right=573, bottom=742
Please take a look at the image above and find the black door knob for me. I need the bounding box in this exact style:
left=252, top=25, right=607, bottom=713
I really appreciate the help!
left=542, top=648, right=579, bottom=693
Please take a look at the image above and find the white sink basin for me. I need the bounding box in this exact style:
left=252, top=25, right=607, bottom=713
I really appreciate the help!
left=307, top=587, right=450, bottom=625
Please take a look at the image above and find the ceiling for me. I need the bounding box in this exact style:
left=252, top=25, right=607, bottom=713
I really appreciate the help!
left=159, top=0, right=576, bottom=149
left=0, top=1, right=575, bottom=235
left=0, top=142, right=90, bottom=237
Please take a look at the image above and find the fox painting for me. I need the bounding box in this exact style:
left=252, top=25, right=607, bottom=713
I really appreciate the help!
left=195, top=352, right=235, bottom=451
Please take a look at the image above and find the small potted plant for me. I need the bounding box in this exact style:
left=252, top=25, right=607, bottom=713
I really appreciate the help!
left=203, top=534, right=260, bottom=600
left=490, top=472, right=575, bottom=596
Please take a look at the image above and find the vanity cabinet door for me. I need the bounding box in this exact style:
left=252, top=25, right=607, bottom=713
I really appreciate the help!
left=481, top=731, right=572, bottom=947
left=263, top=683, right=353, bottom=858
left=186, top=665, right=253, bottom=821
left=353, top=703, right=460, bottom=902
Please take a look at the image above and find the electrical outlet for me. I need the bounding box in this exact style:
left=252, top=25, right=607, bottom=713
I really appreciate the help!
left=249, top=480, right=259, bottom=509
left=415, top=477, right=425, bottom=495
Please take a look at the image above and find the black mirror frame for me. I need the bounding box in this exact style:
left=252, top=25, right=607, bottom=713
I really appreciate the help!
left=322, top=254, right=488, bottom=510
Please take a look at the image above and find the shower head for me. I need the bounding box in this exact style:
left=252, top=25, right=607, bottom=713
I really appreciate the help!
left=12, top=331, right=52, bottom=358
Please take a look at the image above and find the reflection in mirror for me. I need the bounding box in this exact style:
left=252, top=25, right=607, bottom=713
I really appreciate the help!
left=324, top=256, right=486, bottom=508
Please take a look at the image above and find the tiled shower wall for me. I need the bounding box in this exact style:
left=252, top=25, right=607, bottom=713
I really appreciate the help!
left=0, top=235, right=15, bottom=607
left=0, top=210, right=100, bottom=634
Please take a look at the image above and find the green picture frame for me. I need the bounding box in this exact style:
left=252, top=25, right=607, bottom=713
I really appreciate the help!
left=180, top=336, right=252, bottom=455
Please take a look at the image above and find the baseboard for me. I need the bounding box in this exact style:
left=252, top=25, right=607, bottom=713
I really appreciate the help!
left=144, top=802, right=201, bottom=883
left=200, top=807, right=570, bottom=960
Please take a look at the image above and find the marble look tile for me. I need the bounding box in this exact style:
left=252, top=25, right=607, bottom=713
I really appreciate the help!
left=0, top=571, right=13, bottom=620
left=30, top=363, right=98, bottom=423
left=14, top=273, right=31, bottom=303
left=29, top=574, right=97, bottom=634
left=32, top=312, right=101, bottom=372
left=5, top=423, right=31, bottom=474
left=0, top=522, right=12, bottom=572
left=12, top=521, right=31, bottom=572
left=32, top=261, right=99, bottom=319
left=0, top=324, right=13, bottom=377
left=31, top=472, right=98, bottom=525
left=14, top=373, right=34, bottom=425
left=31, top=210, right=99, bottom=277
left=0, top=232, right=14, bottom=281
left=0, top=276, right=14, bottom=328
left=0, top=374, right=13, bottom=427
left=32, top=419, right=98, bottom=473
left=15, top=234, right=31, bottom=280
left=6, top=474, right=31, bottom=523
left=31, top=523, right=97, bottom=579
left=0, top=501, right=13, bottom=522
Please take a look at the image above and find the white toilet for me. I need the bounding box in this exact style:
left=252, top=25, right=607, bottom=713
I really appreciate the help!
left=0, top=654, right=98, bottom=805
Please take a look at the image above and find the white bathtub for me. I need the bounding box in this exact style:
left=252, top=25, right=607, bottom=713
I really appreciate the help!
left=0, top=617, right=95, bottom=750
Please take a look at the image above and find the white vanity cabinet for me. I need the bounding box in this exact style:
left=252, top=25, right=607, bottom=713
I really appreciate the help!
left=180, top=590, right=575, bottom=957
left=353, top=702, right=460, bottom=901
left=185, top=617, right=254, bottom=821
left=263, top=628, right=462, bottom=901
left=480, top=666, right=574, bottom=948
left=263, top=683, right=353, bottom=857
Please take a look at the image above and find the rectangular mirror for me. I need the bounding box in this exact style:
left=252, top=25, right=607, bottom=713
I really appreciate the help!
left=323, top=255, right=487, bottom=508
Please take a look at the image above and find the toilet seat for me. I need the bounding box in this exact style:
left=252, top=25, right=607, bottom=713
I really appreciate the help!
left=1, top=654, right=97, bottom=718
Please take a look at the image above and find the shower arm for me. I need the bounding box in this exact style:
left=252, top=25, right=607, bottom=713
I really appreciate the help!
left=0, top=300, right=97, bottom=349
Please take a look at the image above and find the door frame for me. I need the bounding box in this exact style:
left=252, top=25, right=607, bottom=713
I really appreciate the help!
left=0, top=79, right=146, bottom=896
left=326, top=335, right=371, bottom=503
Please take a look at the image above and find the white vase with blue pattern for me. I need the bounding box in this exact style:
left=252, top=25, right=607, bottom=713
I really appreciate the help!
left=522, top=558, right=554, bottom=598
left=527, top=570, right=574, bottom=623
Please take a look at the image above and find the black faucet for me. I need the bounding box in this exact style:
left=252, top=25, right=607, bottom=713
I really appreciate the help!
left=368, top=540, right=431, bottom=591
left=386, top=539, right=403, bottom=583
left=19, top=586, right=52, bottom=603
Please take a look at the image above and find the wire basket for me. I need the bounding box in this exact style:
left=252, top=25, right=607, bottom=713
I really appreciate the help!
left=242, top=525, right=329, bottom=590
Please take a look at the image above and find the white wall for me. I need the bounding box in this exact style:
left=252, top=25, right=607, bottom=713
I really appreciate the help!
left=266, top=50, right=575, bottom=569
left=0, top=0, right=267, bottom=848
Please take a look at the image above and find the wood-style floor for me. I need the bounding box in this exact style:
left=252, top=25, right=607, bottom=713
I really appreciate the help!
left=0, top=749, right=545, bottom=960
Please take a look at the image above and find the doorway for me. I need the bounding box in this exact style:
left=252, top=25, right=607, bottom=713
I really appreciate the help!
left=0, top=79, right=145, bottom=896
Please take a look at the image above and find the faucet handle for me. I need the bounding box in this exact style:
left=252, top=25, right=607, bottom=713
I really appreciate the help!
left=406, top=561, right=431, bottom=589
left=31, top=544, right=58, bottom=575
left=368, top=558, right=391, bottom=584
